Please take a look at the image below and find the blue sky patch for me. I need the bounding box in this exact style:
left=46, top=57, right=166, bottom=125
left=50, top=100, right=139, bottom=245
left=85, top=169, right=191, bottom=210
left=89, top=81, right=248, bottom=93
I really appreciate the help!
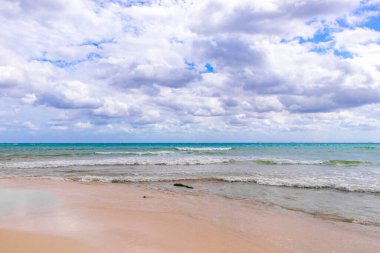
left=362, top=15, right=380, bottom=31
left=35, top=58, right=81, bottom=68
left=96, top=0, right=152, bottom=8
left=299, top=28, right=332, bottom=44
left=184, top=60, right=215, bottom=74
left=334, top=49, right=353, bottom=59
left=35, top=52, right=103, bottom=68
left=201, top=63, right=215, bottom=73
left=80, top=38, right=114, bottom=48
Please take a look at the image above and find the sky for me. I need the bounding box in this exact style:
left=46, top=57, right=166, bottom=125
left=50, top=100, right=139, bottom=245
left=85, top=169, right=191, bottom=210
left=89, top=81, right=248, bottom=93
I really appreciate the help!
left=1, top=0, right=380, bottom=142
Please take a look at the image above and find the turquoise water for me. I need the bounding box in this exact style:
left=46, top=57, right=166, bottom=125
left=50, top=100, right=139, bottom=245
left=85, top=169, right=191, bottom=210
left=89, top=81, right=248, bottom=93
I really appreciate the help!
left=0, top=143, right=380, bottom=226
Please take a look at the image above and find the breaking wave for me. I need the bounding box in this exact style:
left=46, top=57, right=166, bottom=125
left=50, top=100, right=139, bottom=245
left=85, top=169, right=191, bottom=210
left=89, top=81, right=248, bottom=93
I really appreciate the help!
left=95, top=151, right=175, bottom=155
left=253, top=159, right=323, bottom=165
left=253, top=159, right=373, bottom=166
left=323, top=160, right=372, bottom=166
left=3, top=157, right=234, bottom=169
left=218, top=176, right=380, bottom=193
left=66, top=175, right=380, bottom=194
left=176, top=147, right=232, bottom=151
left=3, top=156, right=374, bottom=169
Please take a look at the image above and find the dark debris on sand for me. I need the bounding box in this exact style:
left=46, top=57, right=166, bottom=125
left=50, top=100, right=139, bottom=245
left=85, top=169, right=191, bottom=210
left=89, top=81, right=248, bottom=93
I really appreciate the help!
left=173, top=183, right=193, bottom=189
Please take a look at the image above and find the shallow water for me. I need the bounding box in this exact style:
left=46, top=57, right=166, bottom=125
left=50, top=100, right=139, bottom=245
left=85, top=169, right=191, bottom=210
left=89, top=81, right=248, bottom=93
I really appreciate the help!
left=0, top=143, right=379, bottom=226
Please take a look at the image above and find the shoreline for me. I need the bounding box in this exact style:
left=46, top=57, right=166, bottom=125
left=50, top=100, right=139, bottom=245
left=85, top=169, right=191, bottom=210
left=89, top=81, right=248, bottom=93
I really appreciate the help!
left=4, top=176, right=380, bottom=228
left=1, top=178, right=379, bottom=253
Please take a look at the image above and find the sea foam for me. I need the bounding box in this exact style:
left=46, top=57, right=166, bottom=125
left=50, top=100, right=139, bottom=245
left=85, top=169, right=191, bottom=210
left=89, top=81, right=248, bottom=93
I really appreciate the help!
left=176, top=147, right=232, bottom=151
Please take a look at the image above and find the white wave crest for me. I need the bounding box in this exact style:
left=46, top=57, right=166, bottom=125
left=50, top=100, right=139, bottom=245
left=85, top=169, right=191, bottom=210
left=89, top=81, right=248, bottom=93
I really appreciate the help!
left=218, top=176, right=380, bottom=193
left=253, top=158, right=324, bottom=165
left=3, top=157, right=233, bottom=169
left=95, top=151, right=174, bottom=155
left=77, top=175, right=199, bottom=183
left=73, top=175, right=380, bottom=193
left=176, top=147, right=232, bottom=151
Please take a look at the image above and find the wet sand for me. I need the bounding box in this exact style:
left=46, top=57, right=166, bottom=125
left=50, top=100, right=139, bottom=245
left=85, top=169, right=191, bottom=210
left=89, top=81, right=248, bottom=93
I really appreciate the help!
left=0, top=178, right=379, bottom=253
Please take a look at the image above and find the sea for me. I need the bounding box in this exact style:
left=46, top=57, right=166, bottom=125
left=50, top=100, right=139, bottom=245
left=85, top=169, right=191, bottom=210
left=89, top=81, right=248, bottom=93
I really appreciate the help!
left=1, top=143, right=379, bottom=228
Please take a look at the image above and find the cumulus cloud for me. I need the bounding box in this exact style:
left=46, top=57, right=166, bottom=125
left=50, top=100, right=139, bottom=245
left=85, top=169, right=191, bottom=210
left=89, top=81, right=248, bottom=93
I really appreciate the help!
left=0, top=0, right=380, bottom=141
left=37, top=80, right=102, bottom=109
left=0, top=66, right=24, bottom=88
left=191, top=0, right=360, bottom=37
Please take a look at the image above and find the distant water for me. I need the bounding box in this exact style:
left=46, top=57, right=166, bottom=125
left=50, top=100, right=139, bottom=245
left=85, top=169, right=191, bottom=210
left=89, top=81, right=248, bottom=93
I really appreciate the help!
left=1, top=143, right=380, bottom=227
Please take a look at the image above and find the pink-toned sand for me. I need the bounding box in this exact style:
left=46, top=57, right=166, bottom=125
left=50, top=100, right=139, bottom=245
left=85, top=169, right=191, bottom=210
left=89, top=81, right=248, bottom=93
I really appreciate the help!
left=0, top=178, right=379, bottom=253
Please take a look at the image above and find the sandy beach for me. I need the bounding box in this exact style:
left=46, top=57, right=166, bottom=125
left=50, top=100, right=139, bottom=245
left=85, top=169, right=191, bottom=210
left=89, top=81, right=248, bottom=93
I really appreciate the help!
left=0, top=178, right=379, bottom=253
left=2, top=0, right=380, bottom=251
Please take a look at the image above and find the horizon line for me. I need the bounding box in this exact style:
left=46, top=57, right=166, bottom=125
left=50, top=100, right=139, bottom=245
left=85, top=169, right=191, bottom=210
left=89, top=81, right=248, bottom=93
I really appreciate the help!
left=0, top=142, right=379, bottom=144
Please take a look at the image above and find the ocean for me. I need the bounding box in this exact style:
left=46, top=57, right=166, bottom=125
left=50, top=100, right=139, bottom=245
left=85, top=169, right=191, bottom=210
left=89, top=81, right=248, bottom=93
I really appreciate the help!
left=1, top=143, right=379, bottom=227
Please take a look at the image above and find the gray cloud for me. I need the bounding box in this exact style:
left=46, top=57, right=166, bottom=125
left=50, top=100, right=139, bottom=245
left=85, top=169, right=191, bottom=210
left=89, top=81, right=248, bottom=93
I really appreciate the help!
left=192, top=37, right=264, bottom=68
left=280, top=95, right=337, bottom=113
left=332, top=87, right=380, bottom=108
left=192, top=0, right=359, bottom=35
left=38, top=93, right=101, bottom=109
left=110, top=63, right=200, bottom=88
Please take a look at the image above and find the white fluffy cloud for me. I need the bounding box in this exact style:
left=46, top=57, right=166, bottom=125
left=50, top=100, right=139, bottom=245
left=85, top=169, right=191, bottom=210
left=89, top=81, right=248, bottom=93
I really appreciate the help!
left=1, top=0, right=380, bottom=141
